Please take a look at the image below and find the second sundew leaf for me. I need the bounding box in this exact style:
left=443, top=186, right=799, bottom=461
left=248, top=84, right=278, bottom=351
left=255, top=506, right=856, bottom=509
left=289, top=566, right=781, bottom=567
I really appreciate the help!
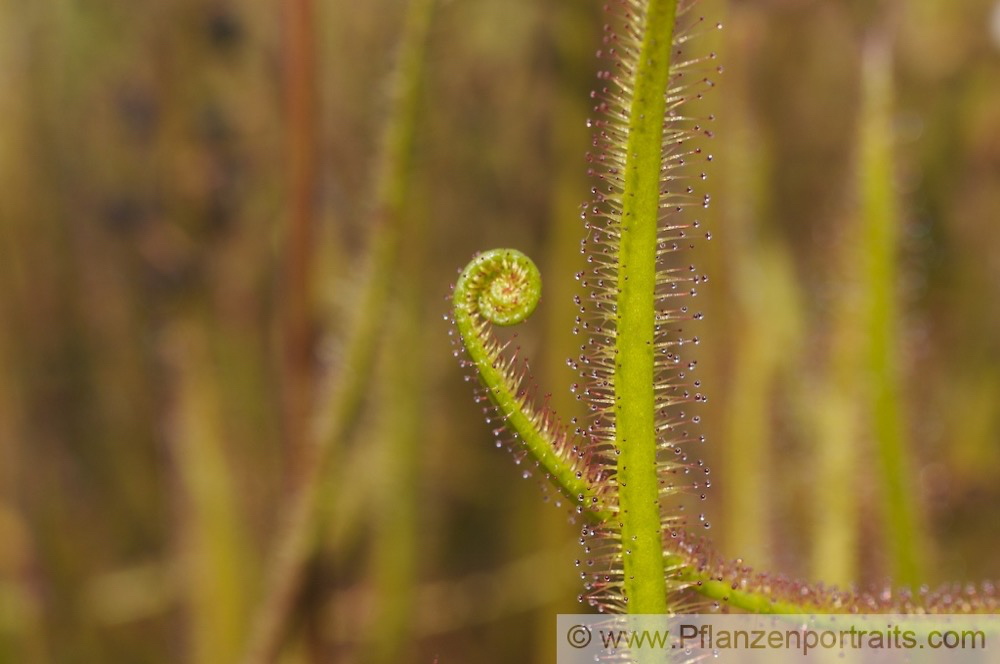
left=666, top=531, right=1000, bottom=614
left=576, top=0, right=718, bottom=614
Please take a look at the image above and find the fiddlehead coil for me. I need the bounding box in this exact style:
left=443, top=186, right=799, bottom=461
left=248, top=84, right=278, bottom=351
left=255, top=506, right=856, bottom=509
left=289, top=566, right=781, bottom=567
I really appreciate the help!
left=454, top=249, right=541, bottom=327
left=450, top=249, right=611, bottom=521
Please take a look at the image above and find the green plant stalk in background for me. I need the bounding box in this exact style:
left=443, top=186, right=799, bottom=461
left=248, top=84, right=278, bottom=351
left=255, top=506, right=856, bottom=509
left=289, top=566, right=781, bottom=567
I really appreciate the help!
left=367, top=91, right=435, bottom=662
left=369, top=255, right=422, bottom=664
left=168, top=319, right=252, bottom=664
left=859, top=31, right=923, bottom=587
left=243, top=0, right=436, bottom=660
left=714, top=11, right=788, bottom=570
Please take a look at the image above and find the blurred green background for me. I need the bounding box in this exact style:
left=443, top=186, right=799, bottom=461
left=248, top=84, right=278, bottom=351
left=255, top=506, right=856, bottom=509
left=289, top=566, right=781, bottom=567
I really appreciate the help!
left=1, top=0, right=999, bottom=661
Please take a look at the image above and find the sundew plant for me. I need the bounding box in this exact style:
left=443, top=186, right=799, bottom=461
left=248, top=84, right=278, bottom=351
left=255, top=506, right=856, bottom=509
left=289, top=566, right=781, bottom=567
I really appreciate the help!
left=449, top=0, right=999, bottom=617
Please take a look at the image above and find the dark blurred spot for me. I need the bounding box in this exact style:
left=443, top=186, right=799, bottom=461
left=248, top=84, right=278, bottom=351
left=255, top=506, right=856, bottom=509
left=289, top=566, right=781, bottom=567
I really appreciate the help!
left=143, top=256, right=204, bottom=301
left=205, top=179, right=238, bottom=235
left=104, top=197, right=148, bottom=235
left=195, top=103, right=232, bottom=145
left=115, top=86, right=159, bottom=143
left=206, top=6, right=243, bottom=50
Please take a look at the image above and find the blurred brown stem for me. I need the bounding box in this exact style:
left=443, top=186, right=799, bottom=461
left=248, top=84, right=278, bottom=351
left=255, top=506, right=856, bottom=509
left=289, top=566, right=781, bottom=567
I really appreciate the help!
left=281, top=0, right=317, bottom=478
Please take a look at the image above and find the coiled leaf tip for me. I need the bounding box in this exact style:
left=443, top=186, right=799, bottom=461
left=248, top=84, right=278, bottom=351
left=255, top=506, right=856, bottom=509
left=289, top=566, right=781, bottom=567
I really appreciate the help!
left=454, top=248, right=541, bottom=327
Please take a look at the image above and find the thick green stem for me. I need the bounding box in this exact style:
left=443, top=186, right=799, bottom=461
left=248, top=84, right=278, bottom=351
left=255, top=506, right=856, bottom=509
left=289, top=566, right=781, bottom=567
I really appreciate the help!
left=615, top=0, right=677, bottom=614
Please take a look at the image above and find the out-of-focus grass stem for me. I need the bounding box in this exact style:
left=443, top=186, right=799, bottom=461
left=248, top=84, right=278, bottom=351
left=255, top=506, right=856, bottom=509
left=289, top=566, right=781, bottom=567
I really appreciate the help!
left=242, top=0, right=435, bottom=660
left=859, top=29, right=923, bottom=586
left=811, top=252, right=861, bottom=585
left=167, top=318, right=251, bottom=664
left=367, top=207, right=425, bottom=664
